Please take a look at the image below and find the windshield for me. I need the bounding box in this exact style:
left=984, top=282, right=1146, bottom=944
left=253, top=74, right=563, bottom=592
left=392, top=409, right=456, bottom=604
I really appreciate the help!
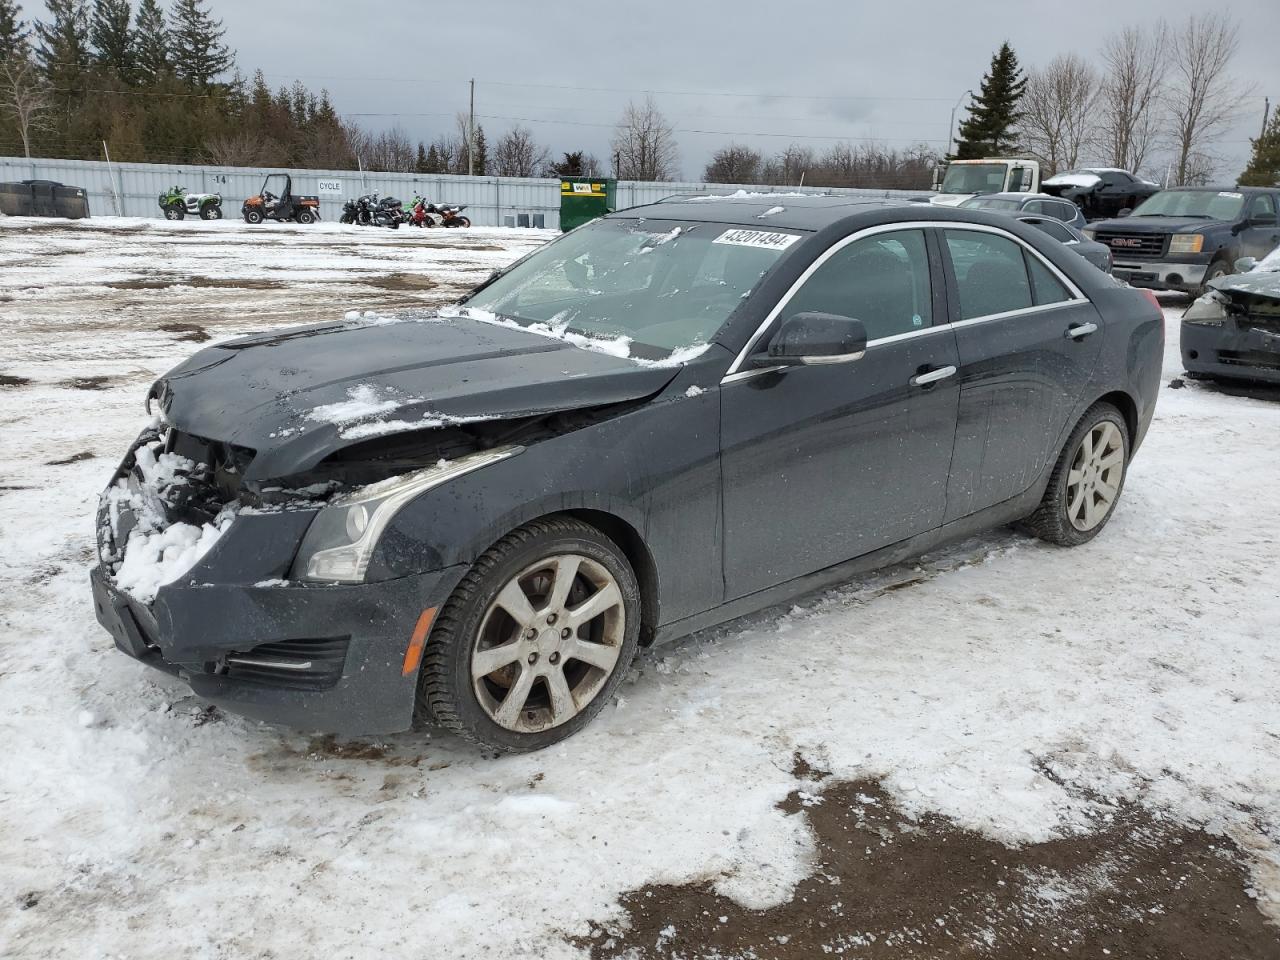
left=940, top=163, right=1007, bottom=195
left=961, top=197, right=1022, bottom=211
left=1131, top=190, right=1245, bottom=220
left=461, top=218, right=799, bottom=360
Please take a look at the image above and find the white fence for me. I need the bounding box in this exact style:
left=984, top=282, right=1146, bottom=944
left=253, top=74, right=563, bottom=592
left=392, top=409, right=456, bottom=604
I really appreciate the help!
left=0, top=155, right=923, bottom=229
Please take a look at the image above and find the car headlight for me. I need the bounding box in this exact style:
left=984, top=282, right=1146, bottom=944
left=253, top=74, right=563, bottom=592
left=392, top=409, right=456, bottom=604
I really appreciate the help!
left=292, top=446, right=521, bottom=582
left=1081, top=227, right=1096, bottom=241
left=1182, top=292, right=1228, bottom=326
left=1168, top=234, right=1204, bottom=255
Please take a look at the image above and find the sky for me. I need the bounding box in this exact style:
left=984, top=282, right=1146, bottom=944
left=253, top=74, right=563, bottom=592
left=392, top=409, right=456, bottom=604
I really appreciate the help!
left=28, top=0, right=1280, bottom=181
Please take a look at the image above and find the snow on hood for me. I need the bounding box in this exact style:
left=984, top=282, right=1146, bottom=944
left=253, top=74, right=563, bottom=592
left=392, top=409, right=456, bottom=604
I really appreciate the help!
left=1043, top=172, right=1102, bottom=189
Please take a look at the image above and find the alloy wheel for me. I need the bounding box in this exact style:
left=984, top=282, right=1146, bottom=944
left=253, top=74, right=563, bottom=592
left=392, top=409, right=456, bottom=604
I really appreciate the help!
left=471, top=554, right=624, bottom=733
left=1066, top=421, right=1124, bottom=531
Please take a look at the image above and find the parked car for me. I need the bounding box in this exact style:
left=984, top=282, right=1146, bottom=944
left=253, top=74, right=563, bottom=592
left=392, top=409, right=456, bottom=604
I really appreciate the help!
left=960, top=191, right=1086, bottom=230
left=1015, top=215, right=1113, bottom=273
left=1182, top=247, right=1280, bottom=384
left=1085, top=186, right=1280, bottom=295
left=1042, top=168, right=1161, bottom=221
left=90, top=197, right=1163, bottom=752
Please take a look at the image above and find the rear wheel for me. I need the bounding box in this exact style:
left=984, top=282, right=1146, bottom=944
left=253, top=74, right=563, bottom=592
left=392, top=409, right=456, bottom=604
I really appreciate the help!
left=1022, top=402, right=1129, bottom=546
left=296, top=209, right=316, bottom=224
left=418, top=517, right=641, bottom=752
left=163, top=204, right=184, bottom=220
left=199, top=202, right=222, bottom=220
left=447, top=216, right=471, bottom=228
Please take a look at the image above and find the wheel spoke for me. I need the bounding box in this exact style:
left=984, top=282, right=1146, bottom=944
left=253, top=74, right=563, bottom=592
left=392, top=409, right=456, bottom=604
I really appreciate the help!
left=494, top=578, right=536, bottom=627
left=1095, top=479, right=1118, bottom=505
left=1067, top=486, right=1085, bottom=521
left=1080, top=430, right=1094, bottom=462
left=545, top=667, right=576, bottom=723
left=1068, top=467, right=1084, bottom=487
left=544, top=555, right=581, bottom=614
left=471, top=641, right=522, bottom=680
left=568, top=638, right=621, bottom=672
left=566, top=581, right=622, bottom=629
left=1098, top=450, right=1124, bottom=471
left=493, top=665, right=536, bottom=728
left=1083, top=493, right=1099, bottom=528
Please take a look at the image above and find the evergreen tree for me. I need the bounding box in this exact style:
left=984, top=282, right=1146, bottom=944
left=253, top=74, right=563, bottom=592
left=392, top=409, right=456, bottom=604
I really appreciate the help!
left=131, top=0, right=167, bottom=83
left=167, top=0, right=230, bottom=88
left=424, top=143, right=441, bottom=174
left=1239, top=110, right=1280, bottom=187
left=35, top=0, right=91, bottom=97
left=473, top=124, right=487, bottom=175
left=0, top=0, right=27, bottom=61
left=415, top=141, right=428, bottom=173
left=953, top=42, right=1027, bottom=159
left=90, top=0, right=133, bottom=80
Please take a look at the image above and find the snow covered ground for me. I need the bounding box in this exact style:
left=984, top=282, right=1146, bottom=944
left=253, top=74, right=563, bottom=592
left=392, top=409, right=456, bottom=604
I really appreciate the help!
left=0, top=217, right=1277, bottom=958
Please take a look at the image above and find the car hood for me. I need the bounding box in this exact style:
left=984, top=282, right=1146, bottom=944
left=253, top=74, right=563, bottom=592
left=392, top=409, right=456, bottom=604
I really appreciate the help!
left=152, top=313, right=682, bottom=482
left=1090, top=216, right=1218, bottom=234
left=1208, top=268, right=1280, bottom=300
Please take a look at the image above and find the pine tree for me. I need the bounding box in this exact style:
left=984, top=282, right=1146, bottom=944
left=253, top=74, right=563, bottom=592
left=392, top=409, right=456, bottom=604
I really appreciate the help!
left=415, top=141, right=428, bottom=173
left=167, top=0, right=230, bottom=88
left=954, top=42, right=1027, bottom=159
left=424, top=143, right=441, bottom=174
left=35, top=0, right=91, bottom=93
left=1239, top=110, right=1280, bottom=187
left=0, top=0, right=27, bottom=61
left=473, top=124, right=487, bottom=175
left=90, top=0, right=132, bottom=80
left=131, top=0, right=166, bottom=83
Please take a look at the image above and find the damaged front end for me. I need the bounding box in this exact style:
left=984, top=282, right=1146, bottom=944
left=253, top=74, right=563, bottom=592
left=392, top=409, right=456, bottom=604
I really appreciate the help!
left=1182, top=274, right=1280, bottom=384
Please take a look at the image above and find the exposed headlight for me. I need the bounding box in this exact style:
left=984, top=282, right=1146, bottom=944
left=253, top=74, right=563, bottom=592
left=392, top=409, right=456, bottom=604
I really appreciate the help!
left=1168, top=234, right=1205, bottom=254
left=1182, top=292, right=1228, bottom=326
left=1081, top=227, right=1096, bottom=241
left=292, top=447, right=520, bottom=582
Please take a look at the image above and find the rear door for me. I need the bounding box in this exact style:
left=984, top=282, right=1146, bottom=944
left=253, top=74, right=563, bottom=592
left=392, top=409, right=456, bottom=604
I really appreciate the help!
left=720, top=227, right=960, bottom=598
left=940, top=227, right=1103, bottom=521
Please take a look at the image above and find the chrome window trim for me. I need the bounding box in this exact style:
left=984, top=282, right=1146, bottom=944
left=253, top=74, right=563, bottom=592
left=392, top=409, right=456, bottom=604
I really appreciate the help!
left=721, top=220, right=1087, bottom=381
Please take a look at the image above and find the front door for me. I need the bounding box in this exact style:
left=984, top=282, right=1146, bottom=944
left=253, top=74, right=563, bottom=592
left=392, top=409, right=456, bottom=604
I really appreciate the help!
left=940, top=227, right=1103, bottom=521
left=720, top=228, right=961, bottom=599
left=1239, top=193, right=1280, bottom=261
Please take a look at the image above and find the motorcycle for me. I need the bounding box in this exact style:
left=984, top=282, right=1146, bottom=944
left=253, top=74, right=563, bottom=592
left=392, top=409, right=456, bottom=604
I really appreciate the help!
left=340, top=193, right=402, bottom=228
left=433, top=202, right=471, bottom=228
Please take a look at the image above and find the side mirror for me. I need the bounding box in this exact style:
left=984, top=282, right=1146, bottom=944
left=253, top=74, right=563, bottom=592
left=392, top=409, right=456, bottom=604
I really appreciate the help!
left=1234, top=256, right=1257, bottom=273
left=1117, top=208, right=1132, bottom=218
left=1250, top=213, right=1278, bottom=227
left=753, top=312, right=868, bottom=368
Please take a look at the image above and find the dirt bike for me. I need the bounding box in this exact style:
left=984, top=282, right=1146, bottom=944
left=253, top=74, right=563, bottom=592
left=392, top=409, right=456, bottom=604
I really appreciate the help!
left=159, top=186, right=222, bottom=221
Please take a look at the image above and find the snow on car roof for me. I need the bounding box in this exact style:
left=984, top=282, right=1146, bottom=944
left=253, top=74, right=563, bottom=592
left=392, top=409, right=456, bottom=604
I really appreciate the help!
left=615, top=194, right=912, bottom=231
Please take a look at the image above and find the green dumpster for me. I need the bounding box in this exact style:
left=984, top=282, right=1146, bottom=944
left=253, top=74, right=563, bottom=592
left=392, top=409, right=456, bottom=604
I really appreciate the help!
left=559, top=177, right=616, bottom=232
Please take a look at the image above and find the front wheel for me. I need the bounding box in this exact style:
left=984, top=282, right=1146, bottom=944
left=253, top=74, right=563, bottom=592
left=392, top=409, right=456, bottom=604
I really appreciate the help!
left=1199, top=260, right=1229, bottom=295
left=199, top=203, right=222, bottom=220
left=418, top=517, right=641, bottom=752
left=243, top=208, right=263, bottom=224
left=339, top=213, right=354, bottom=224
left=163, top=204, right=184, bottom=220
left=1022, top=402, right=1129, bottom=546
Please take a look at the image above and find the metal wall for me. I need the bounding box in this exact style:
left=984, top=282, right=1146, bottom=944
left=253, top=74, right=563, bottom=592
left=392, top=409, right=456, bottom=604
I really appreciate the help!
left=0, top=155, right=923, bottom=228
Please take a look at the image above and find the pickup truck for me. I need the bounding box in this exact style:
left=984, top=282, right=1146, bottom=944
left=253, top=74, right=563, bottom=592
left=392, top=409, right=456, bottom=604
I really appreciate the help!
left=1084, top=186, right=1280, bottom=294
left=928, top=158, right=1041, bottom=206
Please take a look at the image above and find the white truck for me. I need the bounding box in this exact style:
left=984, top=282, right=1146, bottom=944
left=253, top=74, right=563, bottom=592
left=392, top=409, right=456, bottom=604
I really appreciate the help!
left=929, top=158, right=1042, bottom=207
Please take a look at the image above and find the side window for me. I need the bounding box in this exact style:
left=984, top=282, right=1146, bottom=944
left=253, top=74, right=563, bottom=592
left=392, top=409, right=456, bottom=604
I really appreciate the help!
left=1023, top=200, right=1048, bottom=215
left=783, top=230, right=932, bottom=341
left=1249, top=194, right=1277, bottom=218
left=944, top=230, right=1033, bottom=320
left=1026, top=254, right=1073, bottom=306
left=1024, top=218, right=1074, bottom=243
left=1052, top=201, right=1077, bottom=222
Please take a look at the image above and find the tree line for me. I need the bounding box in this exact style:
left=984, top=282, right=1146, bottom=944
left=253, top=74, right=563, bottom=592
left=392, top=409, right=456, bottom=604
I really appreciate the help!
left=2, top=2, right=1274, bottom=189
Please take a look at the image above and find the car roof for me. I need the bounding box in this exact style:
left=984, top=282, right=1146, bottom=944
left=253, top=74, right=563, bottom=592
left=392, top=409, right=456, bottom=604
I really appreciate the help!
left=610, top=194, right=913, bottom=231
left=967, top=192, right=1062, bottom=202
left=1158, top=185, right=1274, bottom=193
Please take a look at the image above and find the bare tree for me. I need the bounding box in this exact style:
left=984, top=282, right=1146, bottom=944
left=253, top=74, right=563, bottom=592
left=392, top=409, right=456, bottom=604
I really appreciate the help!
left=762, top=144, right=815, bottom=186
left=348, top=124, right=417, bottom=172
left=204, top=129, right=271, bottom=166
left=1166, top=13, right=1245, bottom=186
left=703, top=143, right=762, bottom=183
left=492, top=124, right=550, bottom=178
left=1098, top=24, right=1167, bottom=174
left=611, top=95, right=679, bottom=181
left=1019, top=54, right=1099, bottom=176
left=0, top=56, right=51, bottom=158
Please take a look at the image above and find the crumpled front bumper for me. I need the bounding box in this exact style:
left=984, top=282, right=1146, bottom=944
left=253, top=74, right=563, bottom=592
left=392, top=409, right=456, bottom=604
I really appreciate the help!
left=90, top=561, right=466, bottom=734
left=1181, top=320, right=1280, bottom=384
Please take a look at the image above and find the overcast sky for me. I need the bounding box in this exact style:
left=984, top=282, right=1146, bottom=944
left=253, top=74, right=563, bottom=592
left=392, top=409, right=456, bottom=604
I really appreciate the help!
left=30, top=0, right=1280, bottom=180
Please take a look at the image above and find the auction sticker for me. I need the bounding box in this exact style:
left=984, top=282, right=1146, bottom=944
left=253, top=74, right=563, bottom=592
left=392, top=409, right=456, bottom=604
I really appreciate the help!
left=713, top=228, right=800, bottom=250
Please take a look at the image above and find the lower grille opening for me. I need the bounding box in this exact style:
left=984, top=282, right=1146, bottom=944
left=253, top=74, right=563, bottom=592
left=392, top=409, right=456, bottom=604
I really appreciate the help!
left=1218, top=350, right=1280, bottom=372
left=222, top=637, right=350, bottom=691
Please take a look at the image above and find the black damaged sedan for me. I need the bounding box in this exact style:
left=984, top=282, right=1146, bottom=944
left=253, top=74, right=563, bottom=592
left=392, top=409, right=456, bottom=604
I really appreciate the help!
left=91, top=196, right=1164, bottom=752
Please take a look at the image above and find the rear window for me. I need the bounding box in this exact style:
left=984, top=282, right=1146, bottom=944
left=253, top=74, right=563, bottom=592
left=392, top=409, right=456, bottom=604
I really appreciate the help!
left=944, top=230, right=1032, bottom=320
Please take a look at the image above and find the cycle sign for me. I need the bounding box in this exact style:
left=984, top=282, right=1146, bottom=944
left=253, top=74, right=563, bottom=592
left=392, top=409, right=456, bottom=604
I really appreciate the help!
left=318, top=180, right=343, bottom=195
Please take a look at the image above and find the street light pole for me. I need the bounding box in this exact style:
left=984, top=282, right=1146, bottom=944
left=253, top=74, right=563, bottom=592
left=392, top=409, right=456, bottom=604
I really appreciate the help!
left=948, top=89, right=974, bottom=156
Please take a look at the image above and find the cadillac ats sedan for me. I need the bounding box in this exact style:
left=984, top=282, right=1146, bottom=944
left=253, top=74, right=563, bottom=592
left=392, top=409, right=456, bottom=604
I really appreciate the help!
left=91, top=197, right=1164, bottom=752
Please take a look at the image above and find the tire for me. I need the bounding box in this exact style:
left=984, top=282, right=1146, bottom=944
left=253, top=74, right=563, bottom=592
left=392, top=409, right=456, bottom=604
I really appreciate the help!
left=296, top=210, right=316, bottom=224
left=1022, top=402, right=1130, bottom=547
left=163, top=204, right=184, bottom=221
left=418, top=517, right=641, bottom=753
left=243, top=209, right=263, bottom=224
left=339, top=213, right=354, bottom=224
left=446, top=217, right=471, bottom=228
left=199, top=203, right=222, bottom=220
left=1199, top=260, right=1229, bottom=294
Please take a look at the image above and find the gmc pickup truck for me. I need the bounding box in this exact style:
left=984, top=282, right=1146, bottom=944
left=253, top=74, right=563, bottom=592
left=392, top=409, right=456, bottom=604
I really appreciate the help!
left=1084, top=186, right=1280, bottom=294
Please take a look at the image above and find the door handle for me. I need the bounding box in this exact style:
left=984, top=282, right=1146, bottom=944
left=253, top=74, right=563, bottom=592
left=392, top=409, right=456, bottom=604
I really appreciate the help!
left=910, top=365, right=957, bottom=386
left=1065, top=322, right=1098, bottom=340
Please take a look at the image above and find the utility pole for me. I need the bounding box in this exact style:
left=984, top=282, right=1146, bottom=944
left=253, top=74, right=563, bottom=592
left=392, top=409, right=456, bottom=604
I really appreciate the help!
left=1262, top=97, right=1272, bottom=140
left=468, top=78, right=475, bottom=177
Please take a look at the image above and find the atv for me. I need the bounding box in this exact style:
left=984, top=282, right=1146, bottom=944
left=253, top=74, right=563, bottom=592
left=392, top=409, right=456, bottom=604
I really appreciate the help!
left=241, top=174, right=321, bottom=224
left=159, top=185, right=223, bottom=220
